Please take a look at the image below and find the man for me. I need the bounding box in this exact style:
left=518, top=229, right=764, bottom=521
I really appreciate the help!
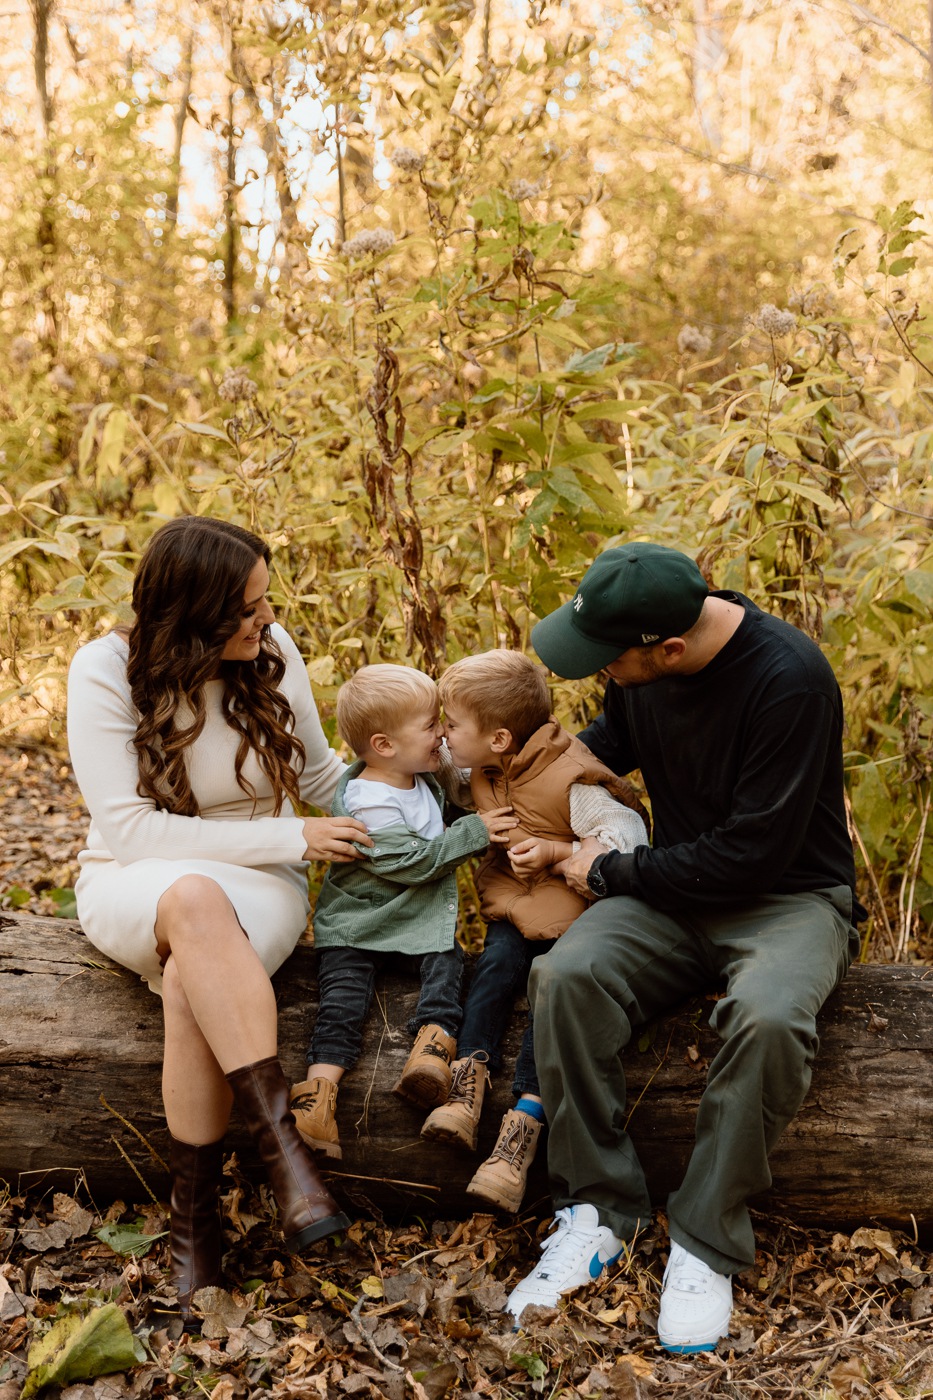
left=506, top=542, right=862, bottom=1353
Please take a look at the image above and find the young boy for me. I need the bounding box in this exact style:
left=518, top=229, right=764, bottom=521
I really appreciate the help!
left=289, top=664, right=515, bottom=1159
left=421, top=649, right=649, bottom=1212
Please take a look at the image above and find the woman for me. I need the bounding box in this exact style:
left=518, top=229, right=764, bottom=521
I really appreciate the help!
left=67, top=515, right=372, bottom=1323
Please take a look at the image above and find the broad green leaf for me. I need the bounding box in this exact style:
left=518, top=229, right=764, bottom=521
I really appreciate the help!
left=21, top=1303, right=145, bottom=1398
left=96, top=1222, right=166, bottom=1258
left=178, top=420, right=231, bottom=442
left=776, top=479, right=839, bottom=511
left=98, top=408, right=128, bottom=477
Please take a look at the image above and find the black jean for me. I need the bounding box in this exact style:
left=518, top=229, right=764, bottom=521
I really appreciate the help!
left=458, top=920, right=555, bottom=1099
left=307, top=943, right=465, bottom=1070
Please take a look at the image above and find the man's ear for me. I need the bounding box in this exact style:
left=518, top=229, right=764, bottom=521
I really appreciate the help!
left=369, top=732, right=395, bottom=758
left=659, top=638, right=687, bottom=665
left=488, top=727, right=515, bottom=754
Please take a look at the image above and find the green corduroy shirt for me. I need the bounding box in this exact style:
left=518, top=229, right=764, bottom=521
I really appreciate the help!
left=311, top=761, right=490, bottom=955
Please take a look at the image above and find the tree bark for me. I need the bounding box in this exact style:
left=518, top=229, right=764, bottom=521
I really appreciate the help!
left=30, top=0, right=58, bottom=351
left=2, top=912, right=932, bottom=1227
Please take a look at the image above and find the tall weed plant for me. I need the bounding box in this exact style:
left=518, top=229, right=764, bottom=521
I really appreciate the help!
left=2, top=191, right=932, bottom=960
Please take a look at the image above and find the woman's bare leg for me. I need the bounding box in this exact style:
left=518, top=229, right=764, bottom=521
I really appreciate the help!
left=156, top=874, right=280, bottom=1139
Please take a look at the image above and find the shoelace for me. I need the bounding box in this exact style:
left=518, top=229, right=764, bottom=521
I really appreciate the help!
left=667, top=1255, right=713, bottom=1295
left=534, top=1207, right=595, bottom=1273
left=447, top=1057, right=480, bottom=1107
left=487, top=1115, right=534, bottom=1166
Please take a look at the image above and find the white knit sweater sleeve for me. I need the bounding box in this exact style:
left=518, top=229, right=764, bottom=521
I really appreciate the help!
left=568, top=783, right=649, bottom=853
left=66, top=630, right=333, bottom=867
left=274, top=626, right=346, bottom=812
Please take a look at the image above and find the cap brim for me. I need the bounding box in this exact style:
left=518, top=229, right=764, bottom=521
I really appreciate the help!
left=531, top=602, right=627, bottom=680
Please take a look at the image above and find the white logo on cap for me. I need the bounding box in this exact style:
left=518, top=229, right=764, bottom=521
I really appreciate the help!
left=641, top=633, right=659, bottom=643
left=573, top=593, right=584, bottom=612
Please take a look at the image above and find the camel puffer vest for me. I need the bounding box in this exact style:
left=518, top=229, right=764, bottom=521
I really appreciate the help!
left=471, top=717, right=647, bottom=941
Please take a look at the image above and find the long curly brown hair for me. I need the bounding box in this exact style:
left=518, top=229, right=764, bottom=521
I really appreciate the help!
left=125, top=516, right=305, bottom=816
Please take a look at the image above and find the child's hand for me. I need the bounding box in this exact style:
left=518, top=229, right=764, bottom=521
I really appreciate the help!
left=480, top=805, right=518, bottom=843
left=508, top=838, right=572, bottom=872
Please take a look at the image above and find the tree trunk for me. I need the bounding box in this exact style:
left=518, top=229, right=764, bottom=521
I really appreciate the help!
left=30, top=0, right=58, bottom=352
left=221, top=12, right=237, bottom=330
left=2, top=912, right=932, bottom=1227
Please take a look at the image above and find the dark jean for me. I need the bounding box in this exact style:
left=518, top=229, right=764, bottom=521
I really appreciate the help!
left=458, top=920, right=555, bottom=1099
left=307, top=943, right=464, bottom=1070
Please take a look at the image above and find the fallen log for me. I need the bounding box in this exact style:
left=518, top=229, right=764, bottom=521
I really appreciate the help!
left=2, top=912, right=932, bottom=1228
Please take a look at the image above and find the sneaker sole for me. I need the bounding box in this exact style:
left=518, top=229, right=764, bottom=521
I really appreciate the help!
left=659, top=1341, right=721, bottom=1354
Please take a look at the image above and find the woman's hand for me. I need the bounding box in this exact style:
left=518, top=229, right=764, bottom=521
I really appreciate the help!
left=479, top=805, right=519, bottom=843
left=302, top=817, right=373, bottom=862
left=508, top=838, right=572, bottom=873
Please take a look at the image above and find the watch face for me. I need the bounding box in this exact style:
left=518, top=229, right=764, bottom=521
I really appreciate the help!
left=587, top=861, right=607, bottom=897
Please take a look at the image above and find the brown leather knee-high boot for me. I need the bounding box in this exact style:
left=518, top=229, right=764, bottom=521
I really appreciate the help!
left=169, top=1136, right=225, bottom=1324
left=226, top=1056, right=350, bottom=1252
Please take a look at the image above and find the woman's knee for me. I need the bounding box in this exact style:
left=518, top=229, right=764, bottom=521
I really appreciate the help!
left=156, top=875, right=236, bottom=933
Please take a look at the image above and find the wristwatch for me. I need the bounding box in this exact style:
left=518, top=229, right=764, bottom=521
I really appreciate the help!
left=586, top=853, right=611, bottom=899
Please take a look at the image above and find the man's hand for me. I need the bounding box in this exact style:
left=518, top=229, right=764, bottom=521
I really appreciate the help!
left=553, top=836, right=612, bottom=897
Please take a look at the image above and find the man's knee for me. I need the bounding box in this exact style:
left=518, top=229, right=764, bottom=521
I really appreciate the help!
left=712, top=992, right=819, bottom=1067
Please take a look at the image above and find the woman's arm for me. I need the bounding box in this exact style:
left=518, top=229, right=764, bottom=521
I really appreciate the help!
left=67, top=639, right=309, bottom=867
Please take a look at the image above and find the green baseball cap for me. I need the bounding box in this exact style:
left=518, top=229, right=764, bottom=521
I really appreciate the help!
left=531, top=543, right=709, bottom=679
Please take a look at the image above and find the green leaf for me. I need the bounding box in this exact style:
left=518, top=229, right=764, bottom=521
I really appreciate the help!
left=21, top=1303, right=145, bottom=1398
left=178, top=420, right=231, bottom=442
left=776, top=479, right=838, bottom=512
left=96, top=1222, right=167, bottom=1258
left=3, top=886, right=31, bottom=908
left=887, top=257, right=916, bottom=278
left=50, top=887, right=78, bottom=919
left=512, top=1352, right=548, bottom=1380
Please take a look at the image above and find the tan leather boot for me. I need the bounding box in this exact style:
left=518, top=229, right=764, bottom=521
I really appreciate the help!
left=391, top=1023, right=457, bottom=1107
left=226, top=1056, right=350, bottom=1252
left=290, top=1077, right=342, bottom=1160
left=420, top=1055, right=489, bottom=1150
left=466, top=1109, right=542, bottom=1213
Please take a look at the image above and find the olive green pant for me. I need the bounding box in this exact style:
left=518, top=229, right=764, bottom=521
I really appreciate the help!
left=528, top=886, right=858, bottom=1275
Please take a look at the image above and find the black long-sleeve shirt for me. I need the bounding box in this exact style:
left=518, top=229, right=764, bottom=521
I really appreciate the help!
left=579, top=592, right=864, bottom=918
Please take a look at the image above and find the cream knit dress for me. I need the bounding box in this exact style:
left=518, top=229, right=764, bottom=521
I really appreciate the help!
left=66, top=623, right=345, bottom=996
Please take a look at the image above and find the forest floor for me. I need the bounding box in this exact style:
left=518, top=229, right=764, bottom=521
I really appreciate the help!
left=2, top=743, right=933, bottom=1400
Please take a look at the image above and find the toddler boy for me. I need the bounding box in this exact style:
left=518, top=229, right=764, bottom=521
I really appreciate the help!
left=421, top=650, right=649, bottom=1211
left=289, top=664, right=515, bottom=1159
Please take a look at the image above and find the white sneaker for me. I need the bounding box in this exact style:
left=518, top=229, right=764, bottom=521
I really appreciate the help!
left=657, top=1241, right=733, bottom=1353
left=505, top=1204, right=625, bottom=1325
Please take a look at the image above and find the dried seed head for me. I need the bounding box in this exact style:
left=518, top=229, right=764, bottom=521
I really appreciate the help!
left=677, top=324, right=712, bottom=355
left=341, top=228, right=396, bottom=258
left=390, top=146, right=425, bottom=173
left=48, top=364, right=75, bottom=391
left=11, top=336, right=34, bottom=368
left=754, top=304, right=797, bottom=337
left=219, top=367, right=258, bottom=403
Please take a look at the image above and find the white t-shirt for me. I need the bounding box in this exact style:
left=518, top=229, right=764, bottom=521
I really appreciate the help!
left=343, top=774, right=444, bottom=839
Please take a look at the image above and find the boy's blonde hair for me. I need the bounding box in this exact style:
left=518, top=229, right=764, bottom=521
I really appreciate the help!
left=439, top=650, right=550, bottom=748
left=337, top=664, right=437, bottom=756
